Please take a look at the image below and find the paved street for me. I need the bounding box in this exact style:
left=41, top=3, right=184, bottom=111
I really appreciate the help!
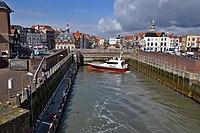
left=0, top=68, right=32, bottom=103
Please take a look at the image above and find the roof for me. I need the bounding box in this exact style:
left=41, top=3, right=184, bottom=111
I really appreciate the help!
left=83, top=34, right=90, bottom=39
left=56, top=32, right=75, bottom=41
left=169, top=35, right=175, bottom=38
left=31, top=25, right=54, bottom=33
left=156, top=32, right=162, bottom=37
left=124, top=36, right=133, bottom=41
left=73, top=32, right=81, bottom=40
left=134, top=32, right=147, bottom=39
left=144, top=32, right=158, bottom=37
left=54, top=29, right=61, bottom=35
left=0, top=1, right=13, bottom=13
left=179, top=37, right=182, bottom=43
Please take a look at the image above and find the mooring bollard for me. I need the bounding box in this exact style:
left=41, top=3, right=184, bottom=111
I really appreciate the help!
left=16, top=94, right=21, bottom=107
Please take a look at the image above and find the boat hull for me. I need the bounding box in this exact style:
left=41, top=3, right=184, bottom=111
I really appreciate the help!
left=87, top=64, right=128, bottom=73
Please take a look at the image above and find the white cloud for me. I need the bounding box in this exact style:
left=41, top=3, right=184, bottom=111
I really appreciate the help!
left=97, top=18, right=122, bottom=33
left=96, top=0, right=200, bottom=37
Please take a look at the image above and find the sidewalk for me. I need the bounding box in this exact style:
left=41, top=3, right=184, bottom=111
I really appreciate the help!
left=0, top=68, right=31, bottom=103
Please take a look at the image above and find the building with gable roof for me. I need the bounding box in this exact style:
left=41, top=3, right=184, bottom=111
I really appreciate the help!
left=55, top=30, right=75, bottom=51
left=133, top=20, right=180, bottom=53
left=32, top=25, right=55, bottom=49
left=0, top=1, right=13, bottom=57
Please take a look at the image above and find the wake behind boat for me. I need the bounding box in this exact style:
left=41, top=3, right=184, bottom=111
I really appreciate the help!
left=87, top=52, right=128, bottom=73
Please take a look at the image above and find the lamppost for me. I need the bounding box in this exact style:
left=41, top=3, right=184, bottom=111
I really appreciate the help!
left=21, top=72, right=33, bottom=99
left=57, top=54, right=63, bottom=63
left=25, top=85, right=33, bottom=131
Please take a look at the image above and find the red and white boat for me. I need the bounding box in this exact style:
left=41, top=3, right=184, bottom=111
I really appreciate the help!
left=87, top=53, right=128, bottom=73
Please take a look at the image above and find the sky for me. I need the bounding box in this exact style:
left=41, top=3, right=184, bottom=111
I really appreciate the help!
left=4, top=0, right=200, bottom=37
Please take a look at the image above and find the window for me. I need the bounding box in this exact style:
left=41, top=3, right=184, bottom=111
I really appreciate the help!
left=151, top=43, right=153, bottom=46
left=148, top=38, right=150, bottom=41
left=1, top=50, right=8, bottom=57
left=155, top=43, right=157, bottom=46
left=164, top=42, right=166, bottom=46
left=161, top=42, right=163, bottom=46
left=107, top=62, right=118, bottom=64
left=192, top=38, right=195, bottom=41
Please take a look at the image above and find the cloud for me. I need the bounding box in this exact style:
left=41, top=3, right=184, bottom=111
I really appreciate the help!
left=97, top=18, right=122, bottom=33
left=96, top=0, right=200, bottom=36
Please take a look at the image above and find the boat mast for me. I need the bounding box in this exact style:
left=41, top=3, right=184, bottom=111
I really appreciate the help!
left=119, top=52, right=123, bottom=60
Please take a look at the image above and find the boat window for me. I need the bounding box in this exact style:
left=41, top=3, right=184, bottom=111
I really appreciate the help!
left=121, top=62, right=125, bottom=66
left=107, top=62, right=118, bottom=64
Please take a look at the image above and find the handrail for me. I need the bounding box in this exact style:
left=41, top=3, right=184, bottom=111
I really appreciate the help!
left=33, top=57, right=45, bottom=83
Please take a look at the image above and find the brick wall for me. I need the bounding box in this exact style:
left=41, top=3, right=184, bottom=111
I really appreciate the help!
left=0, top=11, right=11, bottom=57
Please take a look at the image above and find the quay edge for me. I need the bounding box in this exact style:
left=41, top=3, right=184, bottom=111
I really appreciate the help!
left=128, top=52, right=200, bottom=103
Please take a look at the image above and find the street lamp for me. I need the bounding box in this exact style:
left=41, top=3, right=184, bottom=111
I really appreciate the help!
left=21, top=72, right=33, bottom=99
left=57, top=54, right=63, bottom=63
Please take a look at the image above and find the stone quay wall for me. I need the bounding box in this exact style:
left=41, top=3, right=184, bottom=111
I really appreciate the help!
left=20, top=53, right=73, bottom=130
left=129, top=51, right=200, bottom=103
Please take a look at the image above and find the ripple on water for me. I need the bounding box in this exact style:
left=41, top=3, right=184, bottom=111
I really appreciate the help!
left=58, top=66, right=200, bottom=133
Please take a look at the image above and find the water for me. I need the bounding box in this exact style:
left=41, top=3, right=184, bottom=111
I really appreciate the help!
left=58, top=66, right=200, bottom=133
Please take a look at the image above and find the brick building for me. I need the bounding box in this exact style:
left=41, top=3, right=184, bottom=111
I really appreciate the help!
left=0, top=1, right=13, bottom=57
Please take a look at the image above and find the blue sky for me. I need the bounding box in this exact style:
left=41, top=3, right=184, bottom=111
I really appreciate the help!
left=4, top=0, right=200, bottom=37
left=5, top=0, right=114, bottom=36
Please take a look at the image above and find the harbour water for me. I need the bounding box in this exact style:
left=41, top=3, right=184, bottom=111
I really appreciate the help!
left=58, top=66, right=200, bottom=133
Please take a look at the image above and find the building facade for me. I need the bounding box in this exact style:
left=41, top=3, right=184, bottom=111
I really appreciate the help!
left=185, top=35, right=200, bottom=52
left=25, top=28, right=41, bottom=46
left=32, top=25, right=55, bottom=49
left=55, top=32, right=75, bottom=51
left=0, top=1, right=13, bottom=57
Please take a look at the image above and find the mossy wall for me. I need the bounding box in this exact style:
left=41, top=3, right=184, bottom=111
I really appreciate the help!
left=0, top=104, right=30, bottom=133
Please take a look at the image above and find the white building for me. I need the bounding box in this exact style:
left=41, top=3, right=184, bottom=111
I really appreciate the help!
left=141, top=32, right=180, bottom=53
left=109, top=37, right=121, bottom=45
left=99, top=38, right=105, bottom=46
